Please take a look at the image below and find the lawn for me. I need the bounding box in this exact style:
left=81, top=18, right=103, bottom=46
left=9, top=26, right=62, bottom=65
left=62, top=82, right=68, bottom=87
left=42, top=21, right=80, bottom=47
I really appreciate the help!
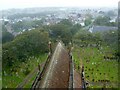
left=73, top=45, right=119, bottom=88
left=0, top=72, right=2, bottom=89
left=23, top=73, right=37, bottom=88
left=2, top=53, right=47, bottom=88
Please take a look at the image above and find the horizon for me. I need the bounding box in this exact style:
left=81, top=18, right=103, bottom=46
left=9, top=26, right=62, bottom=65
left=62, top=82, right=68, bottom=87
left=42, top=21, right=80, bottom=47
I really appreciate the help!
left=1, top=6, right=118, bottom=11
left=0, top=0, right=119, bottom=10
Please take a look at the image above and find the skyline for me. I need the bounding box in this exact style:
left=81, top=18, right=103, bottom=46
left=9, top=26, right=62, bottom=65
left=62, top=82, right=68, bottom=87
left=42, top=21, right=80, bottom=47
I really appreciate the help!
left=0, top=0, right=119, bottom=10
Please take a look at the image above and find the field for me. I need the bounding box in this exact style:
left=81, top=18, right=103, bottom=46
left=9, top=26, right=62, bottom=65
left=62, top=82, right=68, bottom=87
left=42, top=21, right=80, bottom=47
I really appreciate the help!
left=2, top=54, right=47, bottom=88
left=73, top=45, right=119, bottom=88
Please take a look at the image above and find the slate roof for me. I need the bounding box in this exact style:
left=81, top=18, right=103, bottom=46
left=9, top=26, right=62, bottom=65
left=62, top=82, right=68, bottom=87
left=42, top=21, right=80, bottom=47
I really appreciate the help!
left=90, top=26, right=118, bottom=32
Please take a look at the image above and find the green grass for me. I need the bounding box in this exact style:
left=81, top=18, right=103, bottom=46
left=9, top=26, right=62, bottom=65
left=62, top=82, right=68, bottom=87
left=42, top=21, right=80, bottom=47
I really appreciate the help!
left=2, top=53, right=47, bottom=88
left=0, top=73, right=1, bottom=88
left=23, top=72, right=37, bottom=88
left=73, top=45, right=119, bottom=88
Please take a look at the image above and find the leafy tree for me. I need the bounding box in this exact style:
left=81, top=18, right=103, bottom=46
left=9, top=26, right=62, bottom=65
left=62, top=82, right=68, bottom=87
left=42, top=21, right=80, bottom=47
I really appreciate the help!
left=2, top=31, right=14, bottom=43
left=32, top=20, right=43, bottom=28
left=106, top=10, right=116, bottom=17
left=84, top=18, right=92, bottom=26
left=101, top=30, right=118, bottom=46
left=94, top=16, right=110, bottom=26
left=85, top=13, right=93, bottom=19
left=58, top=19, right=73, bottom=26
left=12, top=20, right=44, bottom=32
left=12, top=21, right=25, bottom=32
left=2, top=29, right=49, bottom=68
left=2, top=24, right=14, bottom=43
left=49, top=23, right=72, bottom=45
left=108, top=22, right=117, bottom=27
left=48, top=19, right=75, bottom=45
left=70, top=24, right=82, bottom=35
left=73, top=29, right=102, bottom=47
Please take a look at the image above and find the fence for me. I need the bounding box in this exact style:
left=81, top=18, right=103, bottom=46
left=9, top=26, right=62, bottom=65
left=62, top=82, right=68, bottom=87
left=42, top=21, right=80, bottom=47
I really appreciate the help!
left=69, top=52, right=74, bottom=89
left=31, top=41, right=59, bottom=89
left=31, top=52, right=52, bottom=89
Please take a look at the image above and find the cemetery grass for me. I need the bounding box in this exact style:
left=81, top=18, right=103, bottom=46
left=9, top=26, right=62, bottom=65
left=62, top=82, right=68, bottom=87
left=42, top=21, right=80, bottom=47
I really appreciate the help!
left=2, top=53, right=47, bottom=88
left=73, top=45, right=119, bottom=88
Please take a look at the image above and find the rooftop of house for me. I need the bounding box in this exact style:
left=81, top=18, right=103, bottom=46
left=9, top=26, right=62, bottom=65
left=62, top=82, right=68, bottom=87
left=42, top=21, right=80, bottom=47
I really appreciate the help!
left=90, top=26, right=117, bottom=32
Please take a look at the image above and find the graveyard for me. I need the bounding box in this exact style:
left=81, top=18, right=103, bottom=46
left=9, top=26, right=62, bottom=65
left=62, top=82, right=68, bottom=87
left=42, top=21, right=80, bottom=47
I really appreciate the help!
left=73, top=45, right=119, bottom=88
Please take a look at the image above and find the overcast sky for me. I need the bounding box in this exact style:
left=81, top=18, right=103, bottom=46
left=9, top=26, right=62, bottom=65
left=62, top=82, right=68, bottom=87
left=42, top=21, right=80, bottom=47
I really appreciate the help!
left=0, top=0, right=119, bottom=10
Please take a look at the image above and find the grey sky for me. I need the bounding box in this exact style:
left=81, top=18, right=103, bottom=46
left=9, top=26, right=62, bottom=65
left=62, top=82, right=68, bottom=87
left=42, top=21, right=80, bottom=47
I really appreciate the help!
left=0, top=0, right=119, bottom=10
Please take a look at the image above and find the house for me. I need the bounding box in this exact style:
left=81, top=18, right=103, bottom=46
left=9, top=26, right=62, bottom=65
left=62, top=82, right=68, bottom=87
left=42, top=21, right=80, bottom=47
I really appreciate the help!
left=89, top=26, right=118, bottom=32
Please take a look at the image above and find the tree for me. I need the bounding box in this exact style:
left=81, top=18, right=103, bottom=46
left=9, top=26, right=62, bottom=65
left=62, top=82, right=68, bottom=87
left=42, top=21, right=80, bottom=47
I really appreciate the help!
left=2, top=24, right=14, bottom=43
left=101, top=30, right=118, bottom=46
left=49, top=23, right=72, bottom=45
left=2, top=31, right=14, bottom=43
left=94, top=16, right=110, bottom=26
left=49, top=19, right=73, bottom=45
left=106, top=10, right=116, bottom=17
left=70, top=24, right=82, bottom=35
left=73, top=29, right=102, bottom=47
left=84, top=18, right=92, bottom=26
left=2, top=29, right=49, bottom=68
left=58, top=19, right=73, bottom=26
